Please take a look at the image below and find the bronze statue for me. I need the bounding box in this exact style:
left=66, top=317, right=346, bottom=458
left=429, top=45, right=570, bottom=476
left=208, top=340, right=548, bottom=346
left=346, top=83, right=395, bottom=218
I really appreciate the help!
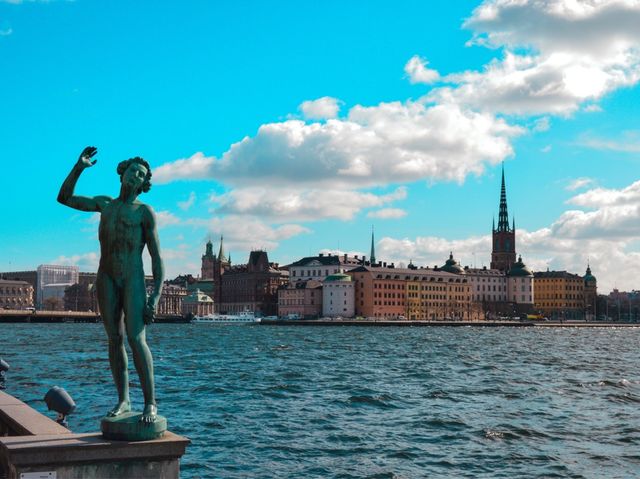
left=58, top=146, right=164, bottom=425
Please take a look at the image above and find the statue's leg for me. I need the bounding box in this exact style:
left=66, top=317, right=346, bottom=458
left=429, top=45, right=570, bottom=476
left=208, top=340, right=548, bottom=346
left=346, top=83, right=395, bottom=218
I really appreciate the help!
left=97, top=271, right=130, bottom=417
left=124, top=276, right=156, bottom=423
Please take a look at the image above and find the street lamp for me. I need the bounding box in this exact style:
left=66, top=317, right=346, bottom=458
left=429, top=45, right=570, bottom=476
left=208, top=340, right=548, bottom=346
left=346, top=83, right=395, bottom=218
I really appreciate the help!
left=44, top=386, right=76, bottom=428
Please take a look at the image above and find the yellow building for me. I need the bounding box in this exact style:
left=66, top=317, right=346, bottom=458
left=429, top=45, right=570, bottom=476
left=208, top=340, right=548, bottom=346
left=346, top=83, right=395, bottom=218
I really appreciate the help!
left=534, top=270, right=591, bottom=320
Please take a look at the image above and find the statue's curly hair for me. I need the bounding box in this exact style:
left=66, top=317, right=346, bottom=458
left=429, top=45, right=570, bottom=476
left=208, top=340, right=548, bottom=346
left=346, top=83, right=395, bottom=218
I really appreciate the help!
left=116, top=157, right=152, bottom=194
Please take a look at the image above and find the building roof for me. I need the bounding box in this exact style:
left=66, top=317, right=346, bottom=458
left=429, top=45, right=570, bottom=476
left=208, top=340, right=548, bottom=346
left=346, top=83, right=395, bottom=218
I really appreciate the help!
left=349, top=265, right=467, bottom=282
left=287, top=254, right=342, bottom=267
left=463, top=267, right=505, bottom=277
left=534, top=270, right=582, bottom=280
left=0, top=279, right=32, bottom=286
left=183, top=288, right=213, bottom=303
left=324, top=273, right=352, bottom=282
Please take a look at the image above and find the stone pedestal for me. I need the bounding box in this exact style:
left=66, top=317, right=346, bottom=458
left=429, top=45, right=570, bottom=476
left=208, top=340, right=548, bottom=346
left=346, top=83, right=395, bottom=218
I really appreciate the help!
left=101, top=412, right=167, bottom=441
left=1, top=431, right=189, bottom=479
left=0, top=392, right=189, bottom=479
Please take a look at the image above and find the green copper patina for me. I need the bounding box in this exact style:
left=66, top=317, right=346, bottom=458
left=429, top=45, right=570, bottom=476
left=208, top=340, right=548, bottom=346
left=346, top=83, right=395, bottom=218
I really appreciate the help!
left=58, top=147, right=165, bottom=437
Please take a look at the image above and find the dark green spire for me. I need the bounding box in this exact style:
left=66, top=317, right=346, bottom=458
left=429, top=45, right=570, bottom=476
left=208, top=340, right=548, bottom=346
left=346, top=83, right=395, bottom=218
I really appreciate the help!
left=497, top=163, right=511, bottom=232
left=218, top=235, right=227, bottom=262
left=370, top=226, right=376, bottom=265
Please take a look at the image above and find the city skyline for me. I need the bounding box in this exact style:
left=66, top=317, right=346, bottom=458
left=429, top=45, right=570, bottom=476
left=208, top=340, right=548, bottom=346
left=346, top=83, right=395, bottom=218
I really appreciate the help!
left=2, top=1, right=640, bottom=293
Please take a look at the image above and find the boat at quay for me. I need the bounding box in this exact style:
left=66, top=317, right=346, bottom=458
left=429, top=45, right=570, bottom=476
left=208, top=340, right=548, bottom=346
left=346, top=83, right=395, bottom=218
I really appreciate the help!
left=193, top=310, right=261, bottom=324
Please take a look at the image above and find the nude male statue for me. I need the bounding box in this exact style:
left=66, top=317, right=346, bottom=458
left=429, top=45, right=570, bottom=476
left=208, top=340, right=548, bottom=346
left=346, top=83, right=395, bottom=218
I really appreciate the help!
left=58, top=146, right=164, bottom=424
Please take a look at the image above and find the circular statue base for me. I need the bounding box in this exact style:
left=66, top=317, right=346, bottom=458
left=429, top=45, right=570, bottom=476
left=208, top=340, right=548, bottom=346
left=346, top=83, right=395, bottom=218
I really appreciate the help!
left=101, top=412, right=167, bottom=441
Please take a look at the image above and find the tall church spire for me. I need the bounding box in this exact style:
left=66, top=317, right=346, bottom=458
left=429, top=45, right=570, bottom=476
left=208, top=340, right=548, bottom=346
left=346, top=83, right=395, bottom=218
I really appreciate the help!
left=497, top=163, right=511, bottom=232
left=491, top=163, right=516, bottom=271
left=370, top=226, right=376, bottom=265
left=218, top=235, right=227, bottom=263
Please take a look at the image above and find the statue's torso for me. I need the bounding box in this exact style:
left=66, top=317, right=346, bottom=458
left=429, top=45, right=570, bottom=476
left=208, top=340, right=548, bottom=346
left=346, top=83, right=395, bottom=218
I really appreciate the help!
left=98, top=199, right=146, bottom=280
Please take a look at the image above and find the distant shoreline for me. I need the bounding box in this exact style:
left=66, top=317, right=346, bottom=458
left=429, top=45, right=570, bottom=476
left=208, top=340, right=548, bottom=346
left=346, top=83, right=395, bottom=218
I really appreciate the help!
left=259, top=319, right=640, bottom=328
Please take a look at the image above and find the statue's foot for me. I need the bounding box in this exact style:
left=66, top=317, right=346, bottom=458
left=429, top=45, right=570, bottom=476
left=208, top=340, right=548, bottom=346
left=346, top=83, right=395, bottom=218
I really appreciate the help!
left=140, top=403, right=157, bottom=424
left=106, top=400, right=131, bottom=417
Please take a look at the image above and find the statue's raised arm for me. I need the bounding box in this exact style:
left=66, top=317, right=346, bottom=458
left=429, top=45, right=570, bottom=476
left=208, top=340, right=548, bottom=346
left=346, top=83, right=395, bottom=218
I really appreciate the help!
left=57, top=146, right=111, bottom=212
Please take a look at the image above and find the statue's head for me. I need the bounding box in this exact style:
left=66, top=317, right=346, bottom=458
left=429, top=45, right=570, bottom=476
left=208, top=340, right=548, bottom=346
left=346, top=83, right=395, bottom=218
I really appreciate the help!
left=117, top=157, right=152, bottom=194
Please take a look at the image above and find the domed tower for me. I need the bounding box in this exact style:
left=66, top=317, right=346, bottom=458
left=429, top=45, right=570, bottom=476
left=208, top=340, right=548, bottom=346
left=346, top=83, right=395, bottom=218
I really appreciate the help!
left=583, top=263, right=597, bottom=320
left=441, top=252, right=465, bottom=275
left=507, top=255, right=534, bottom=309
left=491, top=165, right=516, bottom=272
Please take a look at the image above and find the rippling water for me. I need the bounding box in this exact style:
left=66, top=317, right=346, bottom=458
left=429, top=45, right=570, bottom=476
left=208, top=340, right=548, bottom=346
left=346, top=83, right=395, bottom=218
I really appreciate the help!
left=3, top=323, right=640, bottom=478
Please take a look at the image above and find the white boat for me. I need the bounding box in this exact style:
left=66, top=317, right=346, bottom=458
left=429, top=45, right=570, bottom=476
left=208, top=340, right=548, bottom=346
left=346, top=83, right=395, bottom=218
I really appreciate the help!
left=193, top=310, right=261, bottom=324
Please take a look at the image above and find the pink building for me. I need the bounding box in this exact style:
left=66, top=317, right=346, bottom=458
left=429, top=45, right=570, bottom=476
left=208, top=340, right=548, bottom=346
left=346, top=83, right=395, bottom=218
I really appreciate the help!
left=278, top=280, right=322, bottom=319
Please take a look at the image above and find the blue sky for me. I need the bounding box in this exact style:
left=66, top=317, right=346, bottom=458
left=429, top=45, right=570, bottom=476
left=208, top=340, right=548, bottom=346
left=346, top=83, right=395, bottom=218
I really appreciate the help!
left=1, top=0, right=640, bottom=293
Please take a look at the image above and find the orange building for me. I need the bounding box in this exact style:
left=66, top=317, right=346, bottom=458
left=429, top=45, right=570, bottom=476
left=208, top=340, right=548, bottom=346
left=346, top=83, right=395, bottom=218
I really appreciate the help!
left=348, top=265, right=473, bottom=320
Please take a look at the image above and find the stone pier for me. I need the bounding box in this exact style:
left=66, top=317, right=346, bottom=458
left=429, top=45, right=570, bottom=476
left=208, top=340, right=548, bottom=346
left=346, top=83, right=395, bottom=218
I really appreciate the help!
left=0, top=391, right=189, bottom=479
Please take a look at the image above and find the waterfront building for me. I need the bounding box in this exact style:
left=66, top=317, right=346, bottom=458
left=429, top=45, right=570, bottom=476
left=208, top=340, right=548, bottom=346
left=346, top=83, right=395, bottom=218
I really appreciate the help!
left=348, top=265, right=472, bottom=320
left=442, top=252, right=534, bottom=319
left=534, top=270, right=586, bottom=320
left=278, top=280, right=322, bottom=319
left=491, top=166, right=517, bottom=272
left=507, top=256, right=535, bottom=313
left=322, top=274, right=355, bottom=318
left=182, top=288, right=214, bottom=317
left=36, top=264, right=79, bottom=309
left=63, top=282, right=97, bottom=312
left=0, top=279, right=34, bottom=310
left=218, top=250, right=288, bottom=316
left=0, top=270, right=37, bottom=306
left=287, top=253, right=364, bottom=282
left=158, top=283, right=189, bottom=316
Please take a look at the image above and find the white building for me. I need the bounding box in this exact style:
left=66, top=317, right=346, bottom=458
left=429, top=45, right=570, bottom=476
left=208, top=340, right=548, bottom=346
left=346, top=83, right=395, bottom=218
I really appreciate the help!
left=506, top=256, right=534, bottom=306
left=322, top=273, right=355, bottom=318
left=36, top=264, right=79, bottom=308
left=288, top=253, right=363, bottom=282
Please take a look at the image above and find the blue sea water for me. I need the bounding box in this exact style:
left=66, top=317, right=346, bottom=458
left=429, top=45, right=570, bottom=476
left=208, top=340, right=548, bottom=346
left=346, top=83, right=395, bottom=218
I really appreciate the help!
left=2, top=323, right=640, bottom=478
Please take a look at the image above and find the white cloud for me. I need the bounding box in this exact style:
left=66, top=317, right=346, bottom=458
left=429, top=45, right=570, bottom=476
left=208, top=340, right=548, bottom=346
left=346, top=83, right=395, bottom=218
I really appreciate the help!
left=404, top=55, right=440, bottom=84
left=565, top=177, right=594, bottom=191
left=155, top=210, right=181, bottom=228
left=583, top=104, right=603, bottom=113
left=426, top=0, right=640, bottom=116
left=177, top=191, right=196, bottom=211
left=367, top=208, right=408, bottom=219
left=51, top=252, right=100, bottom=271
left=578, top=130, right=640, bottom=153
left=210, top=186, right=407, bottom=221
left=299, top=97, right=341, bottom=120
left=155, top=101, right=521, bottom=189
left=533, top=116, right=551, bottom=132
left=154, top=152, right=215, bottom=184
left=541, top=145, right=552, bottom=153
left=188, top=215, right=311, bottom=253
left=568, top=180, right=640, bottom=208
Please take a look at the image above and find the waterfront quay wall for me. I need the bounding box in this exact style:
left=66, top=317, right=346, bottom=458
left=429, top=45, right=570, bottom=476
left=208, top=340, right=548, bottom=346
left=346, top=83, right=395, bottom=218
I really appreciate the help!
left=260, top=319, right=640, bottom=327
left=0, top=391, right=188, bottom=479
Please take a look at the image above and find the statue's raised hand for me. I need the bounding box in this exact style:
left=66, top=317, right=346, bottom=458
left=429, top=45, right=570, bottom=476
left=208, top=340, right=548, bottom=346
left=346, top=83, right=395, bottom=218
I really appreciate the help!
left=77, top=146, right=98, bottom=169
